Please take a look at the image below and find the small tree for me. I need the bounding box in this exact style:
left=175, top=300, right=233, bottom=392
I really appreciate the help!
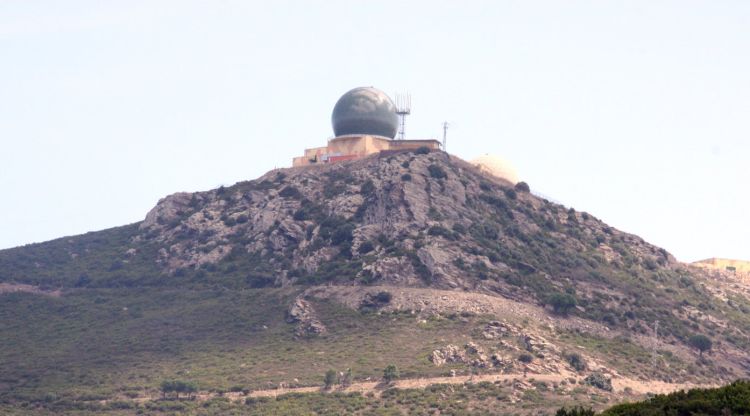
left=555, top=406, right=596, bottom=416
left=160, top=380, right=197, bottom=400
left=160, top=380, right=175, bottom=399
left=383, top=365, right=399, bottom=383
left=341, top=368, right=353, bottom=387
left=688, top=334, right=712, bottom=357
left=324, top=369, right=338, bottom=389
left=548, top=293, right=577, bottom=316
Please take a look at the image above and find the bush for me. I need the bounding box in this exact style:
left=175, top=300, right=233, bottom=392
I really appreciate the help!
left=688, top=334, right=712, bottom=357
left=383, top=364, right=399, bottom=383
left=374, top=291, right=392, bottom=303
left=548, top=293, right=577, bottom=316
left=565, top=352, right=586, bottom=372
left=160, top=380, right=198, bottom=399
left=292, top=199, right=325, bottom=221
left=428, top=164, right=447, bottom=179
left=360, top=291, right=392, bottom=311
left=503, top=188, right=517, bottom=200
left=401, top=173, right=412, bottom=181
left=279, top=186, right=302, bottom=199
left=514, top=181, right=530, bottom=193
left=358, top=241, right=375, bottom=254
left=518, top=353, right=533, bottom=363
left=331, top=224, right=355, bottom=246
left=601, top=380, right=750, bottom=415
left=324, top=370, right=338, bottom=389
left=428, top=225, right=456, bottom=240
left=415, top=146, right=431, bottom=155
left=360, top=179, right=376, bottom=196
left=556, top=406, right=596, bottom=416
left=584, top=372, right=612, bottom=392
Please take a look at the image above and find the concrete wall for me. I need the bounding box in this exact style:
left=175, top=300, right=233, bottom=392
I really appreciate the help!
left=693, top=258, right=750, bottom=273
left=292, top=135, right=441, bottom=167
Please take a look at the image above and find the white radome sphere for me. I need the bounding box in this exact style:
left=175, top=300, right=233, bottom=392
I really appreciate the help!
left=471, top=154, right=520, bottom=184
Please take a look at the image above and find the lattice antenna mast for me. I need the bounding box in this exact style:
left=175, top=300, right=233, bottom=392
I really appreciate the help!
left=442, top=121, right=449, bottom=151
left=395, top=93, right=411, bottom=140
left=651, top=320, right=660, bottom=369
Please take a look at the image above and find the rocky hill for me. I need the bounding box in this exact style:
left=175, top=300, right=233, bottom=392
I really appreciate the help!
left=1, top=148, right=749, bottom=414
left=0, top=150, right=673, bottom=290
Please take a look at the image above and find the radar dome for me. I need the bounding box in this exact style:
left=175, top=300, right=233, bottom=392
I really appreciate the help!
left=471, top=154, right=520, bottom=184
left=331, top=87, right=398, bottom=139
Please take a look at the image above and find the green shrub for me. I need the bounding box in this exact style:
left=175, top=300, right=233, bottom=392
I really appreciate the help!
left=556, top=406, right=596, bottom=416
left=518, top=353, right=533, bottom=363
left=452, top=223, right=466, bottom=234
left=358, top=241, right=375, bottom=254
left=548, top=293, right=577, bottom=316
left=374, top=291, right=392, bottom=303
left=279, top=186, right=302, bottom=199
left=688, top=334, right=712, bottom=357
left=428, top=165, right=447, bottom=179
left=584, top=372, right=612, bottom=392
left=428, top=225, right=456, bottom=240
left=601, top=380, right=750, bottom=415
left=360, top=179, right=376, bottom=196
left=415, top=146, right=431, bottom=155
left=160, top=379, right=198, bottom=399
left=565, top=352, right=586, bottom=372
left=383, top=365, right=399, bottom=382
left=514, top=181, right=530, bottom=193
left=401, top=173, right=412, bottom=181
left=324, top=369, right=338, bottom=389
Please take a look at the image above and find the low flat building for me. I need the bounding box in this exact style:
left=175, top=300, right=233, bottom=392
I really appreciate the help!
left=293, top=134, right=441, bottom=167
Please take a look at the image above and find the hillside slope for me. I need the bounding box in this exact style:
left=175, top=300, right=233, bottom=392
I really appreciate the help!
left=1, top=149, right=749, bottom=413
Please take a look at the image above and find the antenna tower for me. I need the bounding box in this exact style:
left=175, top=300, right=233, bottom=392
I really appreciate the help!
left=442, top=121, right=449, bottom=151
left=395, top=93, right=411, bottom=140
left=651, top=320, right=659, bottom=369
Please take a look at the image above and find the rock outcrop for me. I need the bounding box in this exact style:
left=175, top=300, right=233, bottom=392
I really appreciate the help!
left=286, top=297, right=326, bottom=337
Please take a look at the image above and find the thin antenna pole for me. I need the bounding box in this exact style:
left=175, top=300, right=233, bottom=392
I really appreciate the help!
left=651, top=320, right=659, bottom=370
left=442, top=121, right=449, bottom=151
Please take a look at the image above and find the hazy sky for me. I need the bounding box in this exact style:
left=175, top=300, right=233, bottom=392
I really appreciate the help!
left=1, top=1, right=748, bottom=262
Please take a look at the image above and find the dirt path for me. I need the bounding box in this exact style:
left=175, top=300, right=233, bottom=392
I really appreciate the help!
left=0, top=283, right=61, bottom=297
left=118, top=371, right=713, bottom=404
left=244, top=372, right=712, bottom=399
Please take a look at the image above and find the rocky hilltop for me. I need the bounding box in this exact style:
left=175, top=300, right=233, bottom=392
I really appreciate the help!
left=138, top=149, right=673, bottom=291
left=2, top=148, right=750, bottom=413
left=0, top=150, right=745, bottom=344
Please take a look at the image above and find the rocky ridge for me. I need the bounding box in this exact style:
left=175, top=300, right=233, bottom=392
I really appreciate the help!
left=135, top=150, right=674, bottom=293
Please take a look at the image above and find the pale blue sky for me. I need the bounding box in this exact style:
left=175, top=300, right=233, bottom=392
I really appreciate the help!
left=1, top=1, right=748, bottom=261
